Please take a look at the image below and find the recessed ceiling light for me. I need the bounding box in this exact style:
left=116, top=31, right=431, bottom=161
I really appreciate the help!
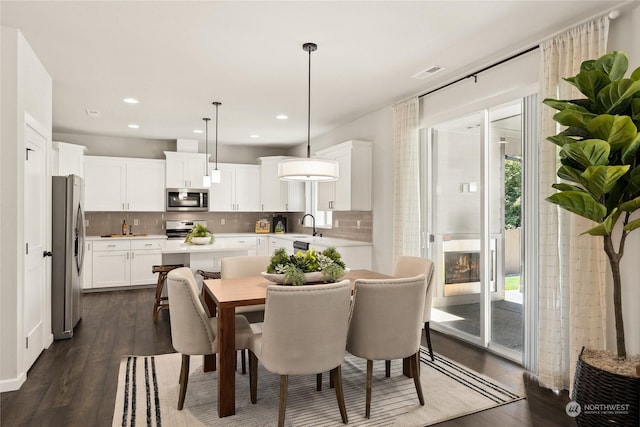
left=123, top=98, right=139, bottom=104
left=86, top=109, right=100, bottom=117
left=193, top=129, right=203, bottom=134
left=128, top=123, right=140, bottom=129
left=250, top=134, right=260, bottom=138
left=276, top=114, right=288, bottom=120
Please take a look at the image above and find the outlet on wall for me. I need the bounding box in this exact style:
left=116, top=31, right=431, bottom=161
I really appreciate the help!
left=84, top=219, right=89, bottom=227
left=357, top=220, right=361, bottom=229
left=334, top=220, right=339, bottom=228
left=133, top=218, right=139, bottom=226
left=221, top=218, right=225, bottom=225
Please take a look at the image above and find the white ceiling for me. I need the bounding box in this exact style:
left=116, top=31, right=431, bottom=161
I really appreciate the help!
left=1, top=1, right=626, bottom=148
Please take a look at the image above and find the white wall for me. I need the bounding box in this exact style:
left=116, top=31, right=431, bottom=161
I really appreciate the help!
left=298, top=107, right=394, bottom=274
left=1, top=27, right=53, bottom=391
left=604, top=4, right=640, bottom=356
left=52, top=132, right=293, bottom=163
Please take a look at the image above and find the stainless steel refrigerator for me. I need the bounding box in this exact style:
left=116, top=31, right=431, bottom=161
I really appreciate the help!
left=51, top=174, right=85, bottom=340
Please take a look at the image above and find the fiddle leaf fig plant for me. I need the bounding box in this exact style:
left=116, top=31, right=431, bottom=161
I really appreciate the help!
left=543, top=51, right=640, bottom=359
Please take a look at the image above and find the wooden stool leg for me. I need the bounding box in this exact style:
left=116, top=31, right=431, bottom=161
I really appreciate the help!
left=153, top=272, right=167, bottom=322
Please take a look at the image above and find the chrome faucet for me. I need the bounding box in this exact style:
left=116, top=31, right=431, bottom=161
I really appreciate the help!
left=301, top=214, right=317, bottom=236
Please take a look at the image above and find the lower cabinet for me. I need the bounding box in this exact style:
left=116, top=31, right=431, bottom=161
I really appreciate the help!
left=268, top=236, right=293, bottom=255
left=82, top=241, right=93, bottom=289
left=90, top=239, right=162, bottom=289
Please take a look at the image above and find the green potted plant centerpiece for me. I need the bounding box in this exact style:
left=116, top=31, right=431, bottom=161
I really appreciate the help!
left=263, top=247, right=347, bottom=286
left=184, top=223, right=215, bottom=245
left=543, top=50, right=640, bottom=425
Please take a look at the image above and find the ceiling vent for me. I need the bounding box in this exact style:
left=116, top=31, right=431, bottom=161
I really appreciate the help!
left=86, top=109, right=100, bottom=117
left=412, top=65, right=444, bottom=79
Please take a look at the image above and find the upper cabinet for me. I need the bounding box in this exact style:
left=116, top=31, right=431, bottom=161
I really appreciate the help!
left=258, top=156, right=305, bottom=212
left=164, top=151, right=208, bottom=189
left=52, top=141, right=86, bottom=177
left=209, top=163, right=260, bottom=212
left=316, top=140, right=372, bottom=211
left=84, top=156, right=165, bottom=212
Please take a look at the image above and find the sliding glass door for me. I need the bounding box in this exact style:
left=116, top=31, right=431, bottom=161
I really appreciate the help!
left=424, top=99, right=526, bottom=362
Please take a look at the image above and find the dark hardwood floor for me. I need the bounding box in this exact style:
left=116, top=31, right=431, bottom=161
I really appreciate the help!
left=1, top=288, right=573, bottom=426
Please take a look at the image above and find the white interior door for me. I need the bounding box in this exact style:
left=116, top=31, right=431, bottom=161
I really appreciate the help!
left=24, top=121, right=49, bottom=369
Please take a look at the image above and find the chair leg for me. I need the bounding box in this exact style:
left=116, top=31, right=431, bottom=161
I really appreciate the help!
left=411, top=352, right=425, bottom=406
left=278, top=375, right=288, bottom=427
left=329, top=372, right=334, bottom=389
left=365, top=360, right=373, bottom=418
left=385, top=360, right=391, bottom=377
left=249, top=350, right=258, bottom=404
left=241, top=349, right=247, bottom=374
left=316, top=373, right=322, bottom=391
left=177, top=354, right=190, bottom=410
left=425, top=321, right=434, bottom=361
left=331, top=366, right=348, bottom=424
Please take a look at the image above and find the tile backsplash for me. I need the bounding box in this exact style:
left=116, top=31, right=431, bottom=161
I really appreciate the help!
left=85, top=210, right=372, bottom=242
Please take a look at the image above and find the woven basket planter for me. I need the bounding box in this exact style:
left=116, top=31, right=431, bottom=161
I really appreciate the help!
left=572, top=347, right=640, bottom=426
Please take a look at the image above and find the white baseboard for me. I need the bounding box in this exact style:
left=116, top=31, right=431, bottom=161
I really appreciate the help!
left=0, top=371, right=26, bottom=392
left=45, top=333, right=54, bottom=348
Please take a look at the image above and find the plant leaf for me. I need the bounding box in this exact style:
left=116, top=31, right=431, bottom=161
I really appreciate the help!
left=546, top=191, right=607, bottom=222
left=582, top=165, right=630, bottom=198
left=619, top=196, right=640, bottom=212
left=552, top=183, right=585, bottom=192
left=559, top=126, right=592, bottom=139
left=547, top=135, right=578, bottom=147
left=557, top=165, right=586, bottom=184
left=623, top=218, right=640, bottom=232
left=623, top=172, right=640, bottom=195
left=630, top=65, right=640, bottom=81
left=566, top=70, right=610, bottom=102
left=560, top=139, right=610, bottom=168
left=553, top=109, right=596, bottom=129
left=621, top=132, right=640, bottom=164
left=595, top=51, right=628, bottom=80
left=598, top=79, right=640, bottom=115
left=542, top=98, right=590, bottom=112
left=587, top=114, right=637, bottom=151
left=582, top=208, right=620, bottom=236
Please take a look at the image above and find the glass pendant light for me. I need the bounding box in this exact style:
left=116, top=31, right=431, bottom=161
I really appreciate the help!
left=278, top=42, right=339, bottom=182
left=210, top=101, right=222, bottom=184
left=202, top=117, right=211, bottom=187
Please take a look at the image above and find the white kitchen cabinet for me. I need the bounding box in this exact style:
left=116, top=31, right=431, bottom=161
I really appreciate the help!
left=91, top=239, right=162, bottom=289
left=82, top=241, right=93, bottom=289
left=209, top=163, right=260, bottom=212
left=309, top=242, right=372, bottom=270
left=316, top=140, right=372, bottom=211
left=165, top=151, right=208, bottom=189
left=258, top=156, right=305, bottom=212
left=214, top=236, right=257, bottom=256
left=52, top=141, right=86, bottom=177
left=268, top=236, right=293, bottom=255
left=84, top=156, right=165, bottom=212
left=256, top=236, right=269, bottom=256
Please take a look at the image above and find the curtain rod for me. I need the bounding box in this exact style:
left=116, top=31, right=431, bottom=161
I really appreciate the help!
left=418, top=45, right=539, bottom=99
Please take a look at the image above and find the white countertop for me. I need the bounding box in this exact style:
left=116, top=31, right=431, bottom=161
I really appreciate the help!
left=86, top=233, right=371, bottom=248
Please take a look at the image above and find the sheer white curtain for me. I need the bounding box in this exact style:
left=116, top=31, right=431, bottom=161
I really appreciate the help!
left=537, top=16, right=609, bottom=392
left=392, top=97, right=421, bottom=258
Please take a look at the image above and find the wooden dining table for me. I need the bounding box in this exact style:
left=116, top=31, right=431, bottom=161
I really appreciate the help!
left=201, top=269, right=391, bottom=418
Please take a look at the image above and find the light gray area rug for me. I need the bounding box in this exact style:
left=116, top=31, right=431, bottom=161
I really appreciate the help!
left=113, top=347, right=523, bottom=426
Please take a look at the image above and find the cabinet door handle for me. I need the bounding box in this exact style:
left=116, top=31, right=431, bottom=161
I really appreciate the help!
left=127, top=202, right=130, bottom=210
left=261, top=204, right=264, bottom=211
left=122, top=203, right=125, bottom=210
left=107, top=244, right=116, bottom=248
left=126, top=252, right=129, bottom=259
left=285, top=203, right=288, bottom=211
left=131, top=252, right=135, bottom=259
left=145, top=243, right=153, bottom=246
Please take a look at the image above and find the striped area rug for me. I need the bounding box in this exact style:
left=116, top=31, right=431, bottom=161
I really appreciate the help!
left=114, top=347, right=523, bottom=426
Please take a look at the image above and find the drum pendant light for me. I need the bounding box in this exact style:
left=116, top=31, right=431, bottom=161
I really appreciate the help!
left=202, top=117, right=211, bottom=187
left=210, top=101, right=222, bottom=184
left=278, top=42, right=339, bottom=182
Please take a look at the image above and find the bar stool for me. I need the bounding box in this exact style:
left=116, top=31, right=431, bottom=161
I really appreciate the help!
left=152, top=264, right=184, bottom=321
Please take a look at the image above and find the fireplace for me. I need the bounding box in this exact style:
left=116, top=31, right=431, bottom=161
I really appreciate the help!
left=443, top=250, right=495, bottom=296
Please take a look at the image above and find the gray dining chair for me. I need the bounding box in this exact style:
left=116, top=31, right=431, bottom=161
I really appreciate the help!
left=392, top=255, right=436, bottom=361
left=220, top=255, right=271, bottom=373
left=248, top=280, right=352, bottom=427
left=347, top=275, right=427, bottom=419
left=166, top=267, right=254, bottom=410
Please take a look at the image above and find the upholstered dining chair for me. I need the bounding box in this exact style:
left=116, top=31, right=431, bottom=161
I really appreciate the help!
left=392, top=256, right=436, bottom=361
left=248, top=280, right=352, bottom=427
left=166, top=267, right=254, bottom=410
left=220, top=255, right=271, bottom=373
left=347, top=275, right=427, bottom=419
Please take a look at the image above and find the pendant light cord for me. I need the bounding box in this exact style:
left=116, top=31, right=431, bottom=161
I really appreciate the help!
left=203, top=117, right=210, bottom=174
left=212, top=101, right=221, bottom=170
left=307, top=45, right=311, bottom=159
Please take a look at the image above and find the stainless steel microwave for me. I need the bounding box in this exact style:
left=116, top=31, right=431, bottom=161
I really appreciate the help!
left=166, top=189, right=209, bottom=212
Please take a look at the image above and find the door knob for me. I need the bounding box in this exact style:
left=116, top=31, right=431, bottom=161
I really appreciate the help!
left=43, top=251, right=53, bottom=257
